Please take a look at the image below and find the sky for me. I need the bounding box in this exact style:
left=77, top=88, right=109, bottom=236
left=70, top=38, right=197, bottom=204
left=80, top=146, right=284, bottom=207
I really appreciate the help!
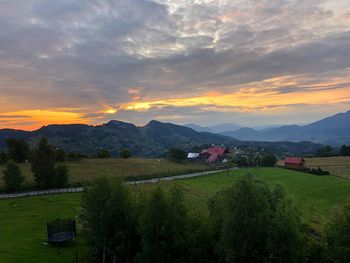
left=0, top=0, right=350, bottom=130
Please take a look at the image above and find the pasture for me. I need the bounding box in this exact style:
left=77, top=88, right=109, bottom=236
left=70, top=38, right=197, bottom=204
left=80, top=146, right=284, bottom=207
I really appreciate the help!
left=0, top=167, right=350, bottom=262
left=304, top=156, right=350, bottom=179
left=0, top=158, right=210, bottom=190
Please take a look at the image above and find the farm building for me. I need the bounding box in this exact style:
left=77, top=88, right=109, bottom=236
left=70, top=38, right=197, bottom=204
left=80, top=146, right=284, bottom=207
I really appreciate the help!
left=284, top=157, right=305, bottom=170
left=187, top=152, right=200, bottom=159
left=201, top=146, right=229, bottom=163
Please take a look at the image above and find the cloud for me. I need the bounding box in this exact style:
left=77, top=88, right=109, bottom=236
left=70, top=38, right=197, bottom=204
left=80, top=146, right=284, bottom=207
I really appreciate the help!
left=0, top=0, right=349, bottom=128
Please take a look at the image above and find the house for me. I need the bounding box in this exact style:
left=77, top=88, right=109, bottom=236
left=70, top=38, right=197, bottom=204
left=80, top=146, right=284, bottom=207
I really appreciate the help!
left=187, top=152, right=200, bottom=159
left=201, top=146, right=229, bottom=163
left=284, top=157, right=305, bottom=170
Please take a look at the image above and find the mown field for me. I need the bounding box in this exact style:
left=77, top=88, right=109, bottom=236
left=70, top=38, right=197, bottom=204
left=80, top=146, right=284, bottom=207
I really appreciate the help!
left=304, top=156, right=350, bottom=179
left=0, top=167, right=350, bottom=262
left=0, top=158, right=211, bottom=190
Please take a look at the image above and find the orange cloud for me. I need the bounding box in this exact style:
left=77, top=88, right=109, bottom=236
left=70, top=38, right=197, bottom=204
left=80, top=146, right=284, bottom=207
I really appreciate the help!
left=0, top=110, right=86, bottom=130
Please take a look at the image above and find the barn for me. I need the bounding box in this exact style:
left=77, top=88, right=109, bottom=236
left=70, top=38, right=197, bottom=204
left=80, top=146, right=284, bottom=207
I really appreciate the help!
left=284, top=157, right=305, bottom=170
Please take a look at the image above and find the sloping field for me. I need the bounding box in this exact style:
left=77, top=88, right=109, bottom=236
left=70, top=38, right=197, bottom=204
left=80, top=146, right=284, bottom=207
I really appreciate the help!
left=1, top=167, right=350, bottom=262
left=304, top=157, right=350, bottom=179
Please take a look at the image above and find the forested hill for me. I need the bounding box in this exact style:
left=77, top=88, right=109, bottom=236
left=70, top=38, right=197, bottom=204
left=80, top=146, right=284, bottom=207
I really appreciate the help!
left=0, top=120, right=322, bottom=156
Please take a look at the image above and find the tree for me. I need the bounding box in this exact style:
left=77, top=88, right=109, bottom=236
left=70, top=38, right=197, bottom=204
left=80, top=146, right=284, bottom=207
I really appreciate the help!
left=323, top=200, right=350, bottom=263
left=31, top=138, right=56, bottom=188
left=6, top=138, right=30, bottom=163
left=139, top=186, right=196, bottom=263
left=169, top=148, right=187, bottom=162
left=120, top=149, right=132, bottom=159
left=2, top=160, right=25, bottom=192
left=54, top=164, right=69, bottom=187
left=261, top=154, right=277, bottom=167
left=54, top=148, right=66, bottom=162
left=211, top=175, right=303, bottom=263
left=80, top=177, right=140, bottom=262
left=316, top=146, right=334, bottom=157
left=96, top=149, right=111, bottom=159
left=0, top=151, right=8, bottom=165
left=340, top=145, right=350, bottom=156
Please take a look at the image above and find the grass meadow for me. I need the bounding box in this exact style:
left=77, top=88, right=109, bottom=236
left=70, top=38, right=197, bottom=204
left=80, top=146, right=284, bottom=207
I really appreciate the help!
left=0, top=158, right=211, bottom=190
left=0, top=167, right=350, bottom=262
left=304, top=156, right=350, bottom=179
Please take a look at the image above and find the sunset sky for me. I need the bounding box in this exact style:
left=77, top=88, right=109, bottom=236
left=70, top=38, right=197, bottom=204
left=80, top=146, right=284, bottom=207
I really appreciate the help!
left=0, top=0, right=350, bottom=130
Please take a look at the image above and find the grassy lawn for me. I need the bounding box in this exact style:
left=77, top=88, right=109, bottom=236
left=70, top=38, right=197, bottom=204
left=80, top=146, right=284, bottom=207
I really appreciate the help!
left=304, top=156, right=350, bottom=179
left=0, top=193, right=83, bottom=263
left=1, top=167, right=350, bottom=262
left=0, top=158, right=210, bottom=190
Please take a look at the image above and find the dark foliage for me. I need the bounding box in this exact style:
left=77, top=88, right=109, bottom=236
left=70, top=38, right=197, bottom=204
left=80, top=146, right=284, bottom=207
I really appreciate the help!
left=316, top=146, right=335, bottom=157
left=260, top=154, right=278, bottom=167
left=340, top=145, right=350, bottom=156
left=6, top=138, right=30, bottom=163
left=96, top=149, right=111, bottom=159
left=2, top=160, right=25, bottom=192
left=54, top=164, right=69, bottom=187
left=120, top=149, right=132, bottom=159
left=169, top=148, right=187, bottom=162
left=54, top=148, right=66, bottom=162
left=0, top=150, right=8, bottom=165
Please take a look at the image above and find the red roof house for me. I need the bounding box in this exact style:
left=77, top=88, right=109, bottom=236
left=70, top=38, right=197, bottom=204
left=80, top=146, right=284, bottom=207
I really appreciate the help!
left=284, top=157, right=305, bottom=170
left=201, top=146, right=229, bottom=163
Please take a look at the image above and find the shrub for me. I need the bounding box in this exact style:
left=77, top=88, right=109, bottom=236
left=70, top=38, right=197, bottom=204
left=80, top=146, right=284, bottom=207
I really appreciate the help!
left=120, top=149, right=132, bottom=159
left=54, top=164, right=69, bottom=187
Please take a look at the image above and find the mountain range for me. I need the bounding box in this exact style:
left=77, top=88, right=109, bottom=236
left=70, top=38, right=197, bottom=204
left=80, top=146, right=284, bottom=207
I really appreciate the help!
left=187, top=110, right=350, bottom=145
left=0, top=120, right=322, bottom=157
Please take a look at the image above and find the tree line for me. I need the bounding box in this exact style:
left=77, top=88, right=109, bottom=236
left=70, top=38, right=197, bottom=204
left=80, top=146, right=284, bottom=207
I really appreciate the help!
left=80, top=175, right=350, bottom=263
left=1, top=138, right=69, bottom=192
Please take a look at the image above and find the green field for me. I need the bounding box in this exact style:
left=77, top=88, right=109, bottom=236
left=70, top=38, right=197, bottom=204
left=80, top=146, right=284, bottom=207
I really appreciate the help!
left=0, top=158, right=210, bottom=190
left=1, top=167, right=350, bottom=262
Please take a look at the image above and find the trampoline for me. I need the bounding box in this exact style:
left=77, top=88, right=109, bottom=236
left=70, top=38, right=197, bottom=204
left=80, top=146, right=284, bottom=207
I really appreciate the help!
left=47, top=219, right=76, bottom=244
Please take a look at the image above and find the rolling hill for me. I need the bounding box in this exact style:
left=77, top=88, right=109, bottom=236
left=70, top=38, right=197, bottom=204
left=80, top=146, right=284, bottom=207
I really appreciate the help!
left=0, top=120, right=322, bottom=156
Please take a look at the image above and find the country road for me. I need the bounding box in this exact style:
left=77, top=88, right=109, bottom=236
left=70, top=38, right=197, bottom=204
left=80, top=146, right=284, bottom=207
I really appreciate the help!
left=0, top=168, right=238, bottom=199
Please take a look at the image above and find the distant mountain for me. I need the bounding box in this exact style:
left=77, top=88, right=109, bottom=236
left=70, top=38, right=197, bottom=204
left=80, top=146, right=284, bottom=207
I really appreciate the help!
left=185, top=123, right=243, bottom=133
left=222, top=110, right=350, bottom=145
left=0, top=120, right=321, bottom=156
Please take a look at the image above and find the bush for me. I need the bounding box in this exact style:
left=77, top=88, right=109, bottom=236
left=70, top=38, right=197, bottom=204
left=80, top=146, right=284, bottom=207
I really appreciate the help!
left=260, top=154, right=277, bottom=167
left=0, top=151, right=8, bottom=165
left=2, top=160, right=25, bottom=192
left=120, top=149, right=132, bottom=159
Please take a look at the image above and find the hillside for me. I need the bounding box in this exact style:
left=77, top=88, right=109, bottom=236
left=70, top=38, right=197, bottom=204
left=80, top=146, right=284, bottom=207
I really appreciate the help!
left=0, top=120, right=322, bottom=156
left=222, top=110, right=350, bottom=145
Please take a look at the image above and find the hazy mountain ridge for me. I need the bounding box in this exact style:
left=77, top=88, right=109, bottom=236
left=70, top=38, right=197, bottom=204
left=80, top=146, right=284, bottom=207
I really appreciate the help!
left=0, top=120, right=322, bottom=156
left=221, top=110, right=350, bottom=145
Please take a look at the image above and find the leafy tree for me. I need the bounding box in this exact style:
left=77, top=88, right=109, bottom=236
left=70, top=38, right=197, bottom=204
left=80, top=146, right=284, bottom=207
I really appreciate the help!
left=54, top=148, right=66, bottom=162
left=54, top=164, right=69, bottom=187
left=0, top=151, right=8, bottom=165
left=138, top=186, right=190, bottom=263
left=96, top=149, right=111, bottom=159
left=120, top=149, right=132, bottom=159
left=2, top=160, right=25, bottom=192
left=6, top=138, right=30, bottom=163
left=323, top=200, right=350, bottom=263
left=340, top=145, right=350, bottom=156
left=80, top=178, right=140, bottom=263
left=211, top=175, right=303, bottom=263
left=169, top=148, right=187, bottom=162
left=31, top=138, right=56, bottom=188
left=261, top=154, right=277, bottom=167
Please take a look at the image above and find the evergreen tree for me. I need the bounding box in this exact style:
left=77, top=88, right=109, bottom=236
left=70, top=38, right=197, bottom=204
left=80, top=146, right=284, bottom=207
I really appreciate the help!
left=54, top=164, right=69, bottom=187
left=6, top=138, right=30, bottom=163
left=31, top=138, right=55, bottom=188
left=0, top=151, right=8, bottom=165
left=2, top=160, right=25, bottom=192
